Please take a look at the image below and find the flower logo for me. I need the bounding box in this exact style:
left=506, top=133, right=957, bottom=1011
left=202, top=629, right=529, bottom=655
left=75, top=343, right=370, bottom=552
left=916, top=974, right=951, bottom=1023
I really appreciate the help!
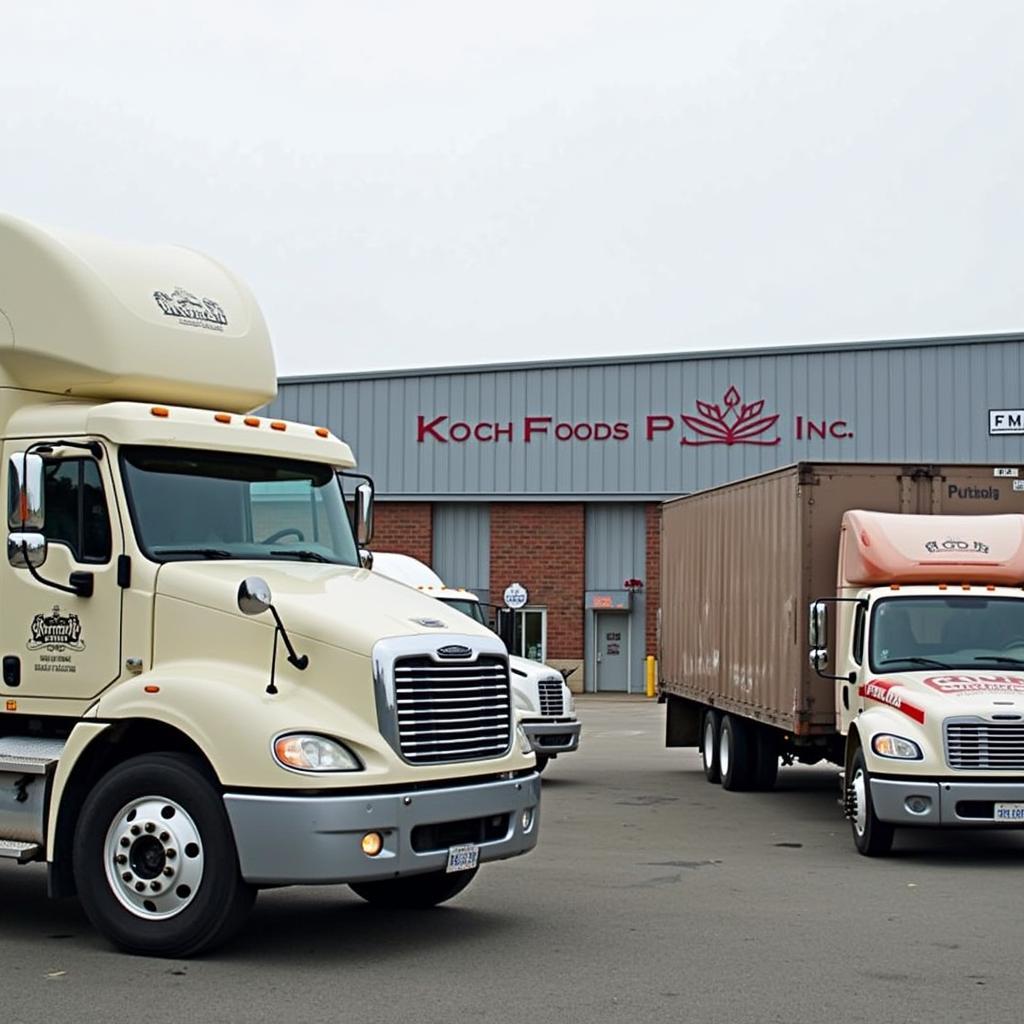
left=681, top=386, right=781, bottom=446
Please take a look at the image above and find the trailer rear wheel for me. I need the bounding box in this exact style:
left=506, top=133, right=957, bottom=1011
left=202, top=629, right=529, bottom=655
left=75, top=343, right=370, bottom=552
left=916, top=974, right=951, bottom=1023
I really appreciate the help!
left=719, top=715, right=754, bottom=791
left=349, top=867, right=478, bottom=908
left=73, top=754, right=256, bottom=957
left=750, top=726, right=779, bottom=791
left=701, top=710, right=721, bottom=783
left=848, top=748, right=895, bottom=856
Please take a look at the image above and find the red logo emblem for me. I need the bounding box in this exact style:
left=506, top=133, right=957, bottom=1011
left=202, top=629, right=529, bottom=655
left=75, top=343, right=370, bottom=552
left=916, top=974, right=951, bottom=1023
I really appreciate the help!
left=681, top=386, right=781, bottom=447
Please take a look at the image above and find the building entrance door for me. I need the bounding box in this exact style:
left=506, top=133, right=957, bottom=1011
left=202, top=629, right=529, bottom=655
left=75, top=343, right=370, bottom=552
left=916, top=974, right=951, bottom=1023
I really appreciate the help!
left=595, top=613, right=630, bottom=692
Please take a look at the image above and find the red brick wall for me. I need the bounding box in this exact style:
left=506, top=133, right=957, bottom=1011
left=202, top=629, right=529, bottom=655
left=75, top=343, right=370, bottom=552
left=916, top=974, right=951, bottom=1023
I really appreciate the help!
left=645, top=503, right=662, bottom=657
left=490, top=503, right=585, bottom=659
left=370, top=502, right=433, bottom=565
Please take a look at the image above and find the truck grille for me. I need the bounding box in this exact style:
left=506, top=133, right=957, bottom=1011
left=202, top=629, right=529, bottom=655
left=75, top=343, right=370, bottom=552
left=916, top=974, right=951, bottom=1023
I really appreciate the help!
left=946, top=721, right=1024, bottom=770
left=537, top=679, right=564, bottom=716
left=394, top=655, right=512, bottom=764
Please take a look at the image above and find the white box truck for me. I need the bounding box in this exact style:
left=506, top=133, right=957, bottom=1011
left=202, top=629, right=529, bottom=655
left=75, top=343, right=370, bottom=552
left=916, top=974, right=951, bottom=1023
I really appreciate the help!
left=0, top=214, right=540, bottom=956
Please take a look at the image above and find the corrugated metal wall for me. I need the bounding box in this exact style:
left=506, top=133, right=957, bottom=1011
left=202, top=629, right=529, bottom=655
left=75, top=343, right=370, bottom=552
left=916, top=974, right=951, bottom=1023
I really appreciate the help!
left=431, top=503, right=490, bottom=601
left=268, top=336, right=1024, bottom=499
left=584, top=504, right=647, bottom=692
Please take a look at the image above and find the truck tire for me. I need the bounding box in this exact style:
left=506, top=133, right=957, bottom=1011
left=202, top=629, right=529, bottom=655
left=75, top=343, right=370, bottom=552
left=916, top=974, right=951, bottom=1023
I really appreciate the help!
left=750, top=725, right=779, bottom=791
left=349, top=867, right=478, bottom=908
left=73, top=753, right=256, bottom=957
left=701, top=710, right=721, bottom=783
left=847, top=748, right=895, bottom=857
left=719, top=714, right=754, bottom=791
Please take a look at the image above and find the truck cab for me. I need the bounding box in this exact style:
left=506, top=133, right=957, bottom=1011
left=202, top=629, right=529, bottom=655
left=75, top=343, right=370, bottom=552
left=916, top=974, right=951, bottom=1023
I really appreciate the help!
left=0, top=214, right=540, bottom=956
left=370, top=553, right=582, bottom=772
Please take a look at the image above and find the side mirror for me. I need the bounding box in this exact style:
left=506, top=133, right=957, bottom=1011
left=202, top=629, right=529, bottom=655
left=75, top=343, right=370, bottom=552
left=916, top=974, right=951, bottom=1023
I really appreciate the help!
left=355, top=481, right=374, bottom=545
left=8, top=453, right=45, bottom=531
left=8, top=532, right=47, bottom=569
left=808, top=601, right=828, bottom=649
left=237, top=576, right=273, bottom=616
left=359, top=547, right=374, bottom=569
left=808, top=647, right=830, bottom=671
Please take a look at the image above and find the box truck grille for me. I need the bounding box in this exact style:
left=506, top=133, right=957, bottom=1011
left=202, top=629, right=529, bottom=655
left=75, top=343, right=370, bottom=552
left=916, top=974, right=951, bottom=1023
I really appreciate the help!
left=537, top=679, right=564, bottom=716
left=394, top=656, right=512, bottom=764
left=946, top=721, right=1024, bottom=770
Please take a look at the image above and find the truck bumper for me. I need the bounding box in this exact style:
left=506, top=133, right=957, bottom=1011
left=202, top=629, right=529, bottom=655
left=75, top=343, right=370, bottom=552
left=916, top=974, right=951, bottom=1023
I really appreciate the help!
left=521, top=719, right=582, bottom=756
left=223, top=773, right=541, bottom=885
left=871, top=777, right=1024, bottom=826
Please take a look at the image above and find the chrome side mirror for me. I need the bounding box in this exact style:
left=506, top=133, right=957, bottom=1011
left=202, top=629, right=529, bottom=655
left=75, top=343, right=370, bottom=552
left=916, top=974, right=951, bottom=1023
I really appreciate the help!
left=8, top=532, right=47, bottom=569
left=808, top=601, right=828, bottom=649
left=355, top=481, right=374, bottom=545
left=8, top=453, right=44, bottom=531
left=808, top=647, right=830, bottom=671
left=359, top=547, right=374, bottom=569
left=237, top=576, right=273, bottom=616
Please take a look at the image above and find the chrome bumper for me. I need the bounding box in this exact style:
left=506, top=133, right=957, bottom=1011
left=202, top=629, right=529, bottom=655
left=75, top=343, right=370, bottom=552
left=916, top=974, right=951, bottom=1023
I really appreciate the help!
left=224, top=773, right=541, bottom=885
left=871, top=777, right=1024, bottom=826
left=521, top=719, right=582, bottom=755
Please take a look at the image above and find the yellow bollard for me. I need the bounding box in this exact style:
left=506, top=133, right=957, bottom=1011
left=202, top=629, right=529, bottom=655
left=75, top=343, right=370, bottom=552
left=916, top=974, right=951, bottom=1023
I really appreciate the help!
left=645, top=655, right=656, bottom=698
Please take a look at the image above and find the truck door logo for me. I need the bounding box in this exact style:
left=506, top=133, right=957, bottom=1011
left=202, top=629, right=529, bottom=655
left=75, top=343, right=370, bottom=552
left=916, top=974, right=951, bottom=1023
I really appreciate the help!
left=681, top=386, right=782, bottom=447
left=153, top=288, right=228, bottom=331
left=27, top=606, right=86, bottom=653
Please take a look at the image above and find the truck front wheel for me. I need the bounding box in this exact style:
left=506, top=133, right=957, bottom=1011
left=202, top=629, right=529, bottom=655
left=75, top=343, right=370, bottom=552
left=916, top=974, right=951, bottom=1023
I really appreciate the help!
left=349, top=867, right=478, bottom=908
left=848, top=748, right=895, bottom=857
left=73, top=754, right=256, bottom=957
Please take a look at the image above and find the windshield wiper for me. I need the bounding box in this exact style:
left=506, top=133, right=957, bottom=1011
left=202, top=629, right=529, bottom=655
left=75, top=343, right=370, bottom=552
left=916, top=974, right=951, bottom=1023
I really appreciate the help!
left=974, top=655, right=1024, bottom=666
left=269, top=549, right=334, bottom=563
left=878, top=656, right=951, bottom=669
left=152, top=547, right=233, bottom=559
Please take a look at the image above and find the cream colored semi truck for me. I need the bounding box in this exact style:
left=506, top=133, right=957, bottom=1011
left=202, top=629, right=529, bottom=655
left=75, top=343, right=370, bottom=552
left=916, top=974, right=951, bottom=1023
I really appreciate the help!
left=0, top=215, right=540, bottom=956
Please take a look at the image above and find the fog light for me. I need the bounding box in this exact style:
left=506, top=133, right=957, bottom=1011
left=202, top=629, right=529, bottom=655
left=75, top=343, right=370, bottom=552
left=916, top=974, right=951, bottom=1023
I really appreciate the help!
left=361, top=831, right=384, bottom=856
left=905, top=796, right=932, bottom=815
left=521, top=808, right=535, bottom=832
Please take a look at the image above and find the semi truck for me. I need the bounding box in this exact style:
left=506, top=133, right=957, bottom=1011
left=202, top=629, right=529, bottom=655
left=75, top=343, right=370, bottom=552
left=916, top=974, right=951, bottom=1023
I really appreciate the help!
left=658, top=462, right=1024, bottom=855
left=0, top=214, right=540, bottom=957
left=370, top=553, right=582, bottom=772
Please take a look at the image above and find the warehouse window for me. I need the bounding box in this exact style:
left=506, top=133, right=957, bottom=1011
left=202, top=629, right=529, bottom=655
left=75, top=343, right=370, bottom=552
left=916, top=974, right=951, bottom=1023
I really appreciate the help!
left=512, top=608, right=547, bottom=663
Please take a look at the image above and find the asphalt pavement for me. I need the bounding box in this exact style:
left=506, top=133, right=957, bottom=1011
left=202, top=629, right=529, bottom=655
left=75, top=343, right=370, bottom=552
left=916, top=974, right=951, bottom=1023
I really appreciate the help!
left=2, top=697, right=1021, bottom=1023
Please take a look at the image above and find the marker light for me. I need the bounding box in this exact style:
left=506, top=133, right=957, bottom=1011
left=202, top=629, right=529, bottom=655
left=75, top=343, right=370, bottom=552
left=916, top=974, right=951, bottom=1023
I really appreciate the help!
left=272, top=734, right=362, bottom=772
left=361, top=832, right=384, bottom=856
left=214, top=413, right=232, bottom=424
left=872, top=734, right=923, bottom=760
left=150, top=406, right=170, bottom=418
left=244, top=416, right=260, bottom=427
left=315, top=427, right=330, bottom=438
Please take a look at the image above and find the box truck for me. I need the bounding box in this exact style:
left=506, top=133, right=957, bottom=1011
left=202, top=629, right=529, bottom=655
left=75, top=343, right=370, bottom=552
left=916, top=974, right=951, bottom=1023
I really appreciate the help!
left=659, top=462, right=1024, bottom=855
left=371, top=553, right=581, bottom=772
left=0, top=214, right=540, bottom=956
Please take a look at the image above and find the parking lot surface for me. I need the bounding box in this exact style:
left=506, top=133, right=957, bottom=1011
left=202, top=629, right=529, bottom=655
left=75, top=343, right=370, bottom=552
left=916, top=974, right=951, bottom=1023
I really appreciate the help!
left=2, top=697, right=1021, bottom=1023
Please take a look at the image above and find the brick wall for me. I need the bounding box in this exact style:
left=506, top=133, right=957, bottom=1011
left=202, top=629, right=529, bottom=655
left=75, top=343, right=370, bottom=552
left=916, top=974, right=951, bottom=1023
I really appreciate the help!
left=370, top=502, right=433, bottom=565
left=644, top=502, right=661, bottom=657
left=490, top=503, right=585, bottom=660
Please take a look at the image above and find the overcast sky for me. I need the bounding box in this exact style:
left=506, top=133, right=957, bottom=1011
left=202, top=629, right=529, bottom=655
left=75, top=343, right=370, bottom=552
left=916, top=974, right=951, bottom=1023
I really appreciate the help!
left=1, top=1, right=1021, bottom=377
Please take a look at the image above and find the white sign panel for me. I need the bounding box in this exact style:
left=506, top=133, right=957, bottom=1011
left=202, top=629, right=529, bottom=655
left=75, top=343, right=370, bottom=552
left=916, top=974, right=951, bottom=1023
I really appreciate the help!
left=990, top=410, right=1024, bottom=435
left=503, top=582, right=528, bottom=609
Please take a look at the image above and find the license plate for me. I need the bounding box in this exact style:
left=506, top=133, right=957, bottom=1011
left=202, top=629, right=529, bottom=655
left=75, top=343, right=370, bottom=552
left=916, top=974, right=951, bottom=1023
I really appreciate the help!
left=994, top=802, right=1024, bottom=822
left=446, top=843, right=479, bottom=873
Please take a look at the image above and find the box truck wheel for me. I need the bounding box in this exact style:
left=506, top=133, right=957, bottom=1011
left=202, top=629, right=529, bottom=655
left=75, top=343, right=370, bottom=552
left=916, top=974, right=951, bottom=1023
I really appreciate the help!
left=750, top=725, right=779, bottom=791
left=73, top=754, right=256, bottom=957
left=349, top=867, right=478, bottom=908
left=719, top=715, right=754, bottom=791
left=848, top=748, right=895, bottom=857
left=701, top=710, right=721, bottom=783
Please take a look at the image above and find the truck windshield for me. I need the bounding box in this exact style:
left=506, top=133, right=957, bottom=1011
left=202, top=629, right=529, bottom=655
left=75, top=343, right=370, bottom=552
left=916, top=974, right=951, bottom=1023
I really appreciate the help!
left=121, top=446, right=360, bottom=565
left=870, top=596, right=1024, bottom=672
left=439, top=597, right=489, bottom=626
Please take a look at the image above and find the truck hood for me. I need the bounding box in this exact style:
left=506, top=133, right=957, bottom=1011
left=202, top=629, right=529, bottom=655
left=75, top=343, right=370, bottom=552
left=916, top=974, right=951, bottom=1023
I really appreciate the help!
left=155, top=560, right=497, bottom=654
left=861, top=669, right=1024, bottom=724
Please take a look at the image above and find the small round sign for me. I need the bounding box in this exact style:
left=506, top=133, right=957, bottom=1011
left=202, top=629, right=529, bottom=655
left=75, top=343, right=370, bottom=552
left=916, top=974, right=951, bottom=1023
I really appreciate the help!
left=503, top=582, right=528, bottom=610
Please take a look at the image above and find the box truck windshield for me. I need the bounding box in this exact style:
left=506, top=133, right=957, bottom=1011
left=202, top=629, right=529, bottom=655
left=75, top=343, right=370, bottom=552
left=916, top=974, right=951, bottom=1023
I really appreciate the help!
left=121, top=446, right=361, bottom=565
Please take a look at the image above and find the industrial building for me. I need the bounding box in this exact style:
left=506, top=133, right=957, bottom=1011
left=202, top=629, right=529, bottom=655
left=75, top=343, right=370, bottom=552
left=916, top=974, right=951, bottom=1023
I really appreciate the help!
left=267, top=331, right=1024, bottom=692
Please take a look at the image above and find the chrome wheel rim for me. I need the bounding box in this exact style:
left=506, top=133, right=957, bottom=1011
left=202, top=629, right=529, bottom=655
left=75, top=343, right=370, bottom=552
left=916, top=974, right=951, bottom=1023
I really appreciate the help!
left=703, top=719, right=716, bottom=770
left=103, top=796, right=205, bottom=920
left=851, top=768, right=868, bottom=837
left=719, top=725, right=731, bottom=779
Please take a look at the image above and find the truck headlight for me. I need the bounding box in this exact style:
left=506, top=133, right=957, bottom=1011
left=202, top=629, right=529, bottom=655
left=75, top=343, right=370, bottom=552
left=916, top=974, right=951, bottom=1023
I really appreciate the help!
left=871, top=734, right=923, bottom=760
left=273, top=733, right=363, bottom=772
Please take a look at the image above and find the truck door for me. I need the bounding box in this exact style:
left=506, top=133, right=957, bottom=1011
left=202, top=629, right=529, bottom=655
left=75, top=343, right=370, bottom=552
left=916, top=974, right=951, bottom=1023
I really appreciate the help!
left=1, top=444, right=124, bottom=700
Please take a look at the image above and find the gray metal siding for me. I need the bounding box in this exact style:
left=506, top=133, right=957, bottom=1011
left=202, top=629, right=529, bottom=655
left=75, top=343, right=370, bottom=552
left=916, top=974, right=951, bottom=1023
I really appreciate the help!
left=432, top=504, right=490, bottom=599
left=268, top=337, right=1024, bottom=498
left=584, top=505, right=647, bottom=693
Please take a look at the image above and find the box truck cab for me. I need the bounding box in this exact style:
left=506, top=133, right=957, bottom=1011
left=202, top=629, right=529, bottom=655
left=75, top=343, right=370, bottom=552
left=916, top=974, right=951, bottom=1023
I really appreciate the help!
left=370, top=553, right=581, bottom=772
left=0, top=215, right=540, bottom=957
left=813, top=509, right=1024, bottom=855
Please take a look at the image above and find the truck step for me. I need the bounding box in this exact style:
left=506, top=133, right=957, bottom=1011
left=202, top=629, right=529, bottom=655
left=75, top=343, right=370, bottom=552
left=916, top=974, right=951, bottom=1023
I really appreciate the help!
left=0, top=839, right=42, bottom=863
left=0, top=736, right=66, bottom=775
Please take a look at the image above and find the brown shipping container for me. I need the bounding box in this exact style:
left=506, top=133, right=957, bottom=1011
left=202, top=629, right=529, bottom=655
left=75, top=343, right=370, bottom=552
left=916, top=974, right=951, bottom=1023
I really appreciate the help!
left=658, top=462, right=1024, bottom=738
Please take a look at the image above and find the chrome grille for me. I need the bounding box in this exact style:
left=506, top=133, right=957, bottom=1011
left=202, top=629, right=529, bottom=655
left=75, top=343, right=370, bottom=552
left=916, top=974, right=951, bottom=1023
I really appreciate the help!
left=394, top=655, right=512, bottom=765
left=946, top=720, right=1024, bottom=770
left=537, top=679, right=564, bottom=716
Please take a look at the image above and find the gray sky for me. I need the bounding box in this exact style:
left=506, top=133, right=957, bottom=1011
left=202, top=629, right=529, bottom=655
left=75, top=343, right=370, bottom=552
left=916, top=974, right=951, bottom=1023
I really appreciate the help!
left=2, top=1, right=1021, bottom=377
